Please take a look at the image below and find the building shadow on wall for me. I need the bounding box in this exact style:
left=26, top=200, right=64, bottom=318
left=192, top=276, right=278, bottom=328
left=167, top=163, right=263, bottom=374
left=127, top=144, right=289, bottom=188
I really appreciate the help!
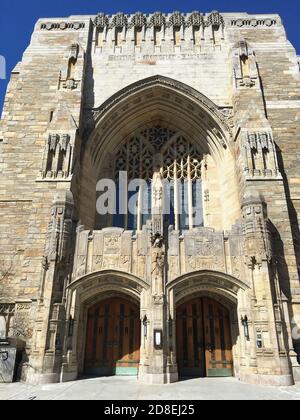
left=271, top=145, right=300, bottom=363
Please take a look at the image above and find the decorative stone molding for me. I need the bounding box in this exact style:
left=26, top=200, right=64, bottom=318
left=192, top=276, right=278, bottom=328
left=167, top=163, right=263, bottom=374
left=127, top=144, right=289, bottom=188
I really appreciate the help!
left=110, top=12, right=128, bottom=29
left=40, top=21, right=85, bottom=31
left=85, top=75, right=233, bottom=141
left=168, top=11, right=185, bottom=27
left=92, top=11, right=225, bottom=31
left=129, top=12, right=147, bottom=29
left=187, top=11, right=204, bottom=27
left=149, top=12, right=166, bottom=28
left=206, top=11, right=225, bottom=28
left=94, top=13, right=109, bottom=29
left=230, top=18, right=278, bottom=28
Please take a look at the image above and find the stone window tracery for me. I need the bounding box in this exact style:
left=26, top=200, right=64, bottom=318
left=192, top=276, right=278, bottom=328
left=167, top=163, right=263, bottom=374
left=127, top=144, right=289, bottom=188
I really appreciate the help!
left=112, top=125, right=204, bottom=231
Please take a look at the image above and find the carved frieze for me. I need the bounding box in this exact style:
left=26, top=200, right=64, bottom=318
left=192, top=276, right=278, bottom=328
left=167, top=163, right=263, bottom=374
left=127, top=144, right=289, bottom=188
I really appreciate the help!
left=231, top=18, right=278, bottom=28
left=40, top=22, right=85, bottom=31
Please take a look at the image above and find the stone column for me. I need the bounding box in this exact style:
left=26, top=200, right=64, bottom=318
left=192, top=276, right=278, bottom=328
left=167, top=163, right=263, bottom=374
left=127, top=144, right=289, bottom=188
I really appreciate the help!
left=241, top=189, right=294, bottom=386
left=138, top=164, right=178, bottom=383
left=25, top=191, right=75, bottom=384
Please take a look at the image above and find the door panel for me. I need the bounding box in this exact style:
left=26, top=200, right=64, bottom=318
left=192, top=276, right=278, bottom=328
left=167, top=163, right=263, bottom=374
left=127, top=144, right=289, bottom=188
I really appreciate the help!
left=176, top=298, right=206, bottom=377
left=84, top=298, right=140, bottom=376
left=203, top=298, right=233, bottom=377
left=176, top=297, right=233, bottom=378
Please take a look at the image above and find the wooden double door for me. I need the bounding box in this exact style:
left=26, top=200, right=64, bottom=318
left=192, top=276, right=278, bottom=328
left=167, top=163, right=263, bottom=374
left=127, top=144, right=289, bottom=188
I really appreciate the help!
left=176, top=297, right=233, bottom=377
left=84, top=297, right=141, bottom=376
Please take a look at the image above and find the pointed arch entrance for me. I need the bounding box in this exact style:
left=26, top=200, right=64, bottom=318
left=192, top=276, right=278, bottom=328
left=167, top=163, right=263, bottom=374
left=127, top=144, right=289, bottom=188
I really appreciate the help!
left=84, top=296, right=141, bottom=376
left=176, top=296, right=233, bottom=378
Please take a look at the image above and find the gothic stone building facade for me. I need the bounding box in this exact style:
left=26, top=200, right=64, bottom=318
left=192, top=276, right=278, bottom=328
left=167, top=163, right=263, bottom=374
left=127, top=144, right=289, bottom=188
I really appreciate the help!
left=0, top=10, right=300, bottom=386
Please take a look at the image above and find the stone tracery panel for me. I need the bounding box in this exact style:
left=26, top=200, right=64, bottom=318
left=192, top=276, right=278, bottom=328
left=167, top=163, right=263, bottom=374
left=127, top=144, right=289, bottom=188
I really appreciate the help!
left=114, top=125, right=203, bottom=182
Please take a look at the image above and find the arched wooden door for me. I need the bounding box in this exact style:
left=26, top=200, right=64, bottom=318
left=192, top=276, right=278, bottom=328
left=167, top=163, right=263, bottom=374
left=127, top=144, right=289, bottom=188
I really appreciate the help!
left=176, top=297, right=233, bottom=377
left=84, top=297, right=141, bottom=376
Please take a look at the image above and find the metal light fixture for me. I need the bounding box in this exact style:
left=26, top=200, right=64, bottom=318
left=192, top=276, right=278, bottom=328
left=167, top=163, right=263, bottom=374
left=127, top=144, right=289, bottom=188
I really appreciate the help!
left=143, top=316, right=148, bottom=338
left=241, top=315, right=250, bottom=341
left=68, top=316, right=74, bottom=337
left=168, top=316, right=173, bottom=338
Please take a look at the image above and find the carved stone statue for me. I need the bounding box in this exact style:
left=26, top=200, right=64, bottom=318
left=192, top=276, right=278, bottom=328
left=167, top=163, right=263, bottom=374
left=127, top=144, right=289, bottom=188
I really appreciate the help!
left=152, top=249, right=165, bottom=277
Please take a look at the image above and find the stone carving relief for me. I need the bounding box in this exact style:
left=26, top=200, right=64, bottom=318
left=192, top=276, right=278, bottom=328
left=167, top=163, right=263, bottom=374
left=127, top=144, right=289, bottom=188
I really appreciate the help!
left=102, top=256, right=119, bottom=269
left=233, top=40, right=258, bottom=89
left=206, top=11, right=225, bottom=28
left=90, top=11, right=226, bottom=47
left=11, top=303, right=32, bottom=340
left=44, top=193, right=74, bottom=266
left=187, top=11, right=204, bottom=27
left=59, top=43, right=83, bottom=91
left=167, top=227, right=245, bottom=281
left=129, top=12, right=147, bottom=28
left=149, top=12, right=166, bottom=28
left=91, top=11, right=225, bottom=30
left=111, top=12, right=128, bottom=29
left=103, top=234, right=121, bottom=255
left=168, top=11, right=185, bottom=27
left=41, top=133, right=73, bottom=179
left=242, top=192, right=272, bottom=269
left=242, top=131, right=280, bottom=179
left=94, top=13, right=109, bottom=28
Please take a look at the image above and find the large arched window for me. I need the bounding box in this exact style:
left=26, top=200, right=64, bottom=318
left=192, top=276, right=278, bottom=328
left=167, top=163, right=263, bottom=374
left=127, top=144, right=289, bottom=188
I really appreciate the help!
left=112, top=125, right=204, bottom=231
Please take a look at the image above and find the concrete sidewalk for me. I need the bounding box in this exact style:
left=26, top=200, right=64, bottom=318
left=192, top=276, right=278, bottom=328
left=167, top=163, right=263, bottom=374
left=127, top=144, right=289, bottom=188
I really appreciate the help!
left=0, top=377, right=300, bottom=400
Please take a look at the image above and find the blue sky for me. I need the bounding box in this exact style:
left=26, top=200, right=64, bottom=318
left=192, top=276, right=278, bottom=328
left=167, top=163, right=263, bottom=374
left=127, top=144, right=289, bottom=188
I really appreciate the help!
left=0, top=0, right=300, bottom=113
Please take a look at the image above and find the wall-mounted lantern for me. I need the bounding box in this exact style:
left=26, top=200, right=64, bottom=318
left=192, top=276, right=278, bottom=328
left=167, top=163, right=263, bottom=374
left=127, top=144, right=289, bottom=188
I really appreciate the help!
left=68, top=316, right=74, bottom=337
left=168, top=316, right=173, bottom=338
left=154, top=329, right=163, bottom=350
left=241, top=315, right=250, bottom=341
left=143, top=316, right=148, bottom=338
